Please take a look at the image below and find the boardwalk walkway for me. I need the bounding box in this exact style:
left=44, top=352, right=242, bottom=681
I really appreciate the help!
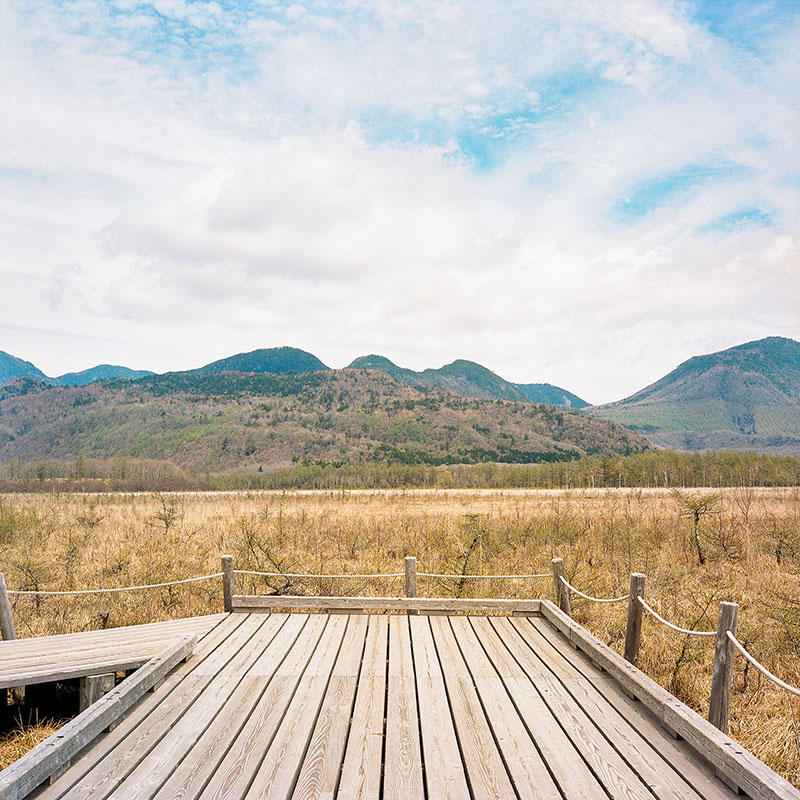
left=27, top=611, right=744, bottom=800
left=0, top=615, right=226, bottom=690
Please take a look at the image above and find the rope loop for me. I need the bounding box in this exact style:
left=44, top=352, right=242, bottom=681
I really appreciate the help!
left=636, top=596, right=716, bottom=637
left=559, top=575, right=629, bottom=603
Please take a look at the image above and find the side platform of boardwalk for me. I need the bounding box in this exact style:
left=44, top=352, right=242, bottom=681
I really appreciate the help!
left=1, top=598, right=797, bottom=800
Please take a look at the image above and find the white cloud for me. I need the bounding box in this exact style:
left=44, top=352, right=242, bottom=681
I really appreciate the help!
left=0, top=0, right=798, bottom=399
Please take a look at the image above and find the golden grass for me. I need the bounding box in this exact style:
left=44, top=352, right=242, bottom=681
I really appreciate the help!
left=0, top=718, right=63, bottom=770
left=1, top=487, right=799, bottom=783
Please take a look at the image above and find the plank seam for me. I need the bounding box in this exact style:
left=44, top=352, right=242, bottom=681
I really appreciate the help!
left=445, top=616, right=522, bottom=800
left=425, top=615, right=475, bottom=800
left=406, top=615, right=430, bottom=800
left=513, top=616, right=701, bottom=800
left=331, top=616, right=372, bottom=799
left=466, top=617, right=568, bottom=800
left=142, top=613, right=294, bottom=800
left=486, top=617, right=615, bottom=800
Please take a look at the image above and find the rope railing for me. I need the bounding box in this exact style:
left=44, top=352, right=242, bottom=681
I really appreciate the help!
left=558, top=575, right=629, bottom=603
left=5, top=573, right=224, bottom=596
left=234, top=569, right=550, bottom=580
left=234, top=569, right=405, bottom=579
left=726, top=630, right=800, bottom=698
left=419, top=572, right=550, bottom=580
left=636, top=596, right=717, bottom=637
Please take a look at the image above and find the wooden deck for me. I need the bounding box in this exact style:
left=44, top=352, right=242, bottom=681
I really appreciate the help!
left=21, top=610, right=752, bottom=800
left=0, top=615, right=226, bottom=690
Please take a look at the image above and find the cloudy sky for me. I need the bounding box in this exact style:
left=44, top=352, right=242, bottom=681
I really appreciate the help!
left=2, top=0, right=798, bottom=403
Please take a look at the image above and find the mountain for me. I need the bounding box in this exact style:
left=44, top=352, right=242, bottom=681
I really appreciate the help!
left=347, top=355, right=529, bottom=402
left=515, top=383, right=588, bottom=408
left=0, top=351, right=49, bottom=385
left=0, top=369, right=647, bottom=471
left=190, top=347, right=329, bottom=376
left=589, top=337, right=800, bottom=454
left=53, top=365, right=154, bottom=386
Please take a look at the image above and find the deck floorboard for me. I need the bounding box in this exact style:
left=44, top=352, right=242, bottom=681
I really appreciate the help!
left=12, top=611, right=768, bottom=800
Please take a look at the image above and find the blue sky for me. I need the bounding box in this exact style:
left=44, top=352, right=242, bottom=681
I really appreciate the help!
left=1, top=0, right=798, bottom=402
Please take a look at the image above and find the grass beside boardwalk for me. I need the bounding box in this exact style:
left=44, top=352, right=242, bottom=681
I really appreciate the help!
left=1, top=488, right=799, bottom=784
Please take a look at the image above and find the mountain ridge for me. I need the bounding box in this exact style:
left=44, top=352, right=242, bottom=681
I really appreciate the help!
left=589, top=336, right=800, bottom=454
left=0, top=369, right=647, bottom=471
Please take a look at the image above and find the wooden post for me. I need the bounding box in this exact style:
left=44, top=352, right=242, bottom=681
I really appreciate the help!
left=709, top=601, right=739, bottom=734
left=0, top=573, right=16, bottom=641
left=551, top=558, right=571, bottom=616
left=624, top=573, right=646, bottom=665
left=405, top=557, right=418, bottom=616
left=222, top=555, right=235, bottom=613
left=79, top=673, right=115, bottom=712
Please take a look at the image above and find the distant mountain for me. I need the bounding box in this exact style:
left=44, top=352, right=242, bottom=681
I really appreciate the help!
left=190, top=347, right=329, bottom=376
left=53, top=365, right=154, bottom=386
left=0, top=351, right=49, bottom=385
left=589, top=337, right=800, bottom=454
left=515, top=383, right=588, bottom=408
left=347, top=355, right=528, bottom=402
left=0, top=369, right=647, bottom=471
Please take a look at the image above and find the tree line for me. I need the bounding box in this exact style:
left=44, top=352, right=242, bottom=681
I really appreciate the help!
left=1, top=450, right=799, bottom=491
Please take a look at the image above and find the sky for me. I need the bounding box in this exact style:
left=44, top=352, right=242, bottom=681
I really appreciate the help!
left=1, top=0, right=799, bottom=404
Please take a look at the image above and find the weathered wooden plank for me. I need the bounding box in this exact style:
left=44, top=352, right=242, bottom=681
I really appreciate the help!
left=539, top=599, right=800, bottom=800
left=528, top=616, right=739, bottom=800
left=233, top=595, right=541, bottom=614
left=36, top=614, right=247, bottom=800
left=428, top=615, right=516, bottom=799
left=383, top=615, right=424, bottom=800
left=512, top=617, right=706, bottom=800
left=337, top=615, right=388, bottom=800
left=409, top=615, right=470, bottom=799
left=493, top=616, right=655, bottom=800
left=199, top=614, right=331, bottom=799
left=0, top=615, right=226, bottom=689
left=292, top=615, right=369, bottom=799
left=108, top=615, right=289, bottom=800
left=52, top=616, right=268, bottom=800
left=470, top=616, right=606, bottom=798
left=449, top=617, right=561, bottom=800
left=0, top=636, right=195, bottom=800
left=243, top=615, right=350, bottom=798
left=152, top=614, right=309, bottom=800
left=0, top=614, right=224, bottom=655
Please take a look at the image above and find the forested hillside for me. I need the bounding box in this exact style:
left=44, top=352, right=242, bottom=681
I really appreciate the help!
left=0, top=369, right=645, bottom=472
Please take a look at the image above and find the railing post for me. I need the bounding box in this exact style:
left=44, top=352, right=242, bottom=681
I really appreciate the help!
left=0, top=573, right=16, bottom=641
left=551, top=558, right=571, bottom=616
left=405, top=556, right=418, bottom=616
left=709, top=601, right=739, bottom=734
left=221, top=555, right=235, bottom=613
left=624, top=573, right=646, bottom=665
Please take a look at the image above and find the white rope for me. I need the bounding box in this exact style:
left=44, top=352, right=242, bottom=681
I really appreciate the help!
left=559, top=575, right=629, bottom=603
left=234, top=570, right=405, bottom=579
left=418, top=572, right=550, bottom=579
left=6, top=573, right=224, bottom=596
left=726, top=631, right=800, bottom=698
left=637, top=596, right=716, bottom=637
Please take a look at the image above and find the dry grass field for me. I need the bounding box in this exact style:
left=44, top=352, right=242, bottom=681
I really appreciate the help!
left=1, top=487, right=800, bottom=783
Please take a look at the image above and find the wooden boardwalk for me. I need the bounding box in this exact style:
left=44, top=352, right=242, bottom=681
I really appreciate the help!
left=25, top=610, right=748, bottom=800
left=0, top=615, right=226, bottom=690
